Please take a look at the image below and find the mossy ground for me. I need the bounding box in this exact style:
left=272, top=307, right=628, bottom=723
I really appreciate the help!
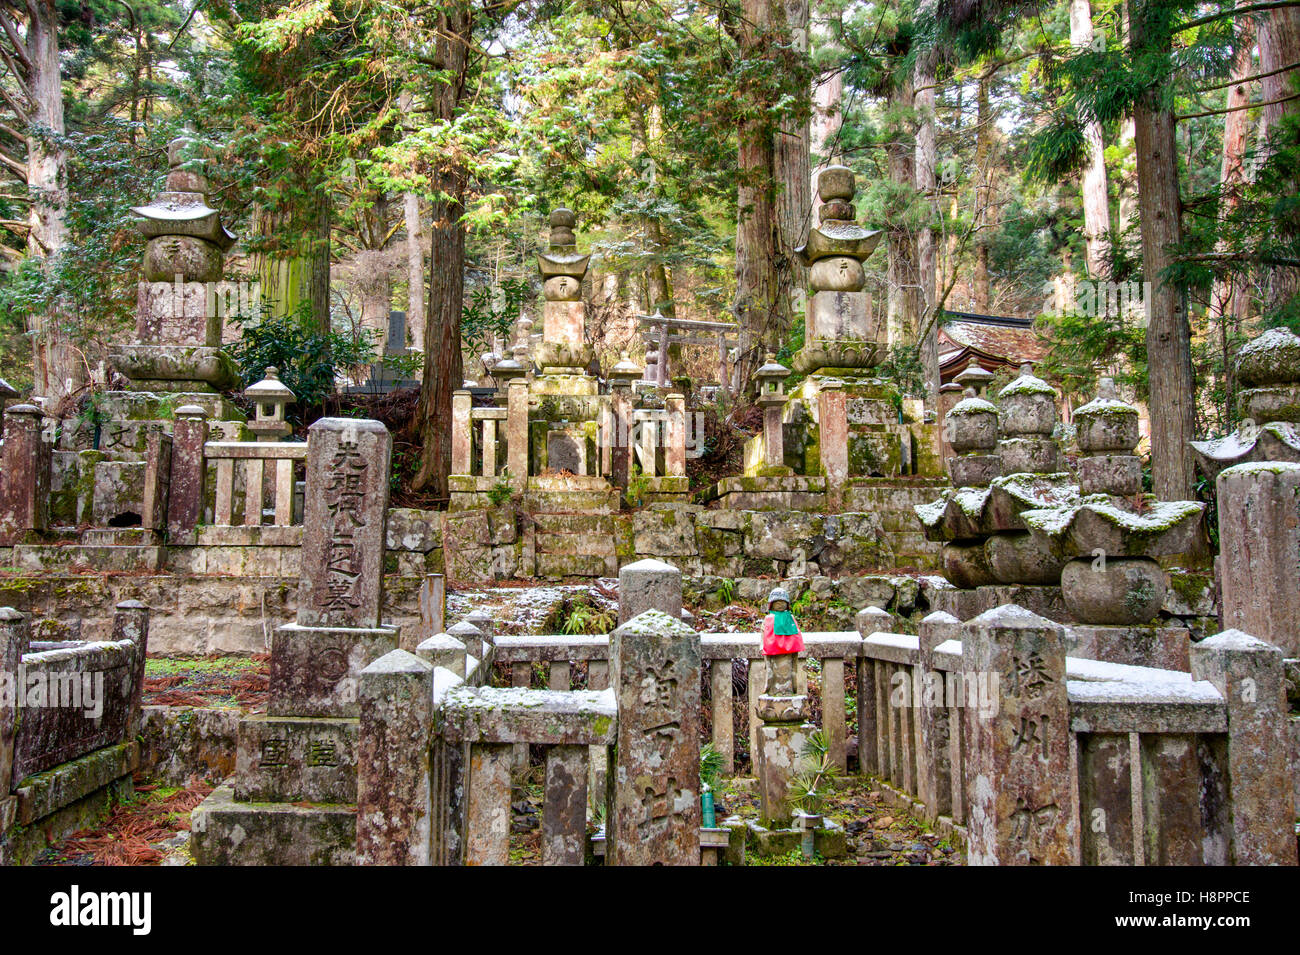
left=143, top=653, right=269, bottom=709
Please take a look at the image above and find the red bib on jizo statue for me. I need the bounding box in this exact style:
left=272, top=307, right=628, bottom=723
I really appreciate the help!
left=761, top=612, right=804, bottom=655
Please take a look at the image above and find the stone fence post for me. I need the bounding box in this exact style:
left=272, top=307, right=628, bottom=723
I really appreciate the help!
left=665, top=393, right=686, bottom=477
left=167, top=405, right=209, bottom=542
left=609, top=609, right=701, bottom=865
left=818, top=382, right=848, bottom=501
left=1190, top=629, right=1297, bottom=865
left=0, top=404, right=49, bottom=544
left=0, top=607, right=29, bottom=797
left=142, top=430, right=173, bottom=533
left=112, top=600, right=150, bottom=738
left=507, top=377, right=529, bottom=490
left=1216, top=462, right=1300, bottom=656
left=356, top=649, right=436, bottom=865
left=617, top=558, right=682, bottom=624
left=916, top=610, right=959, bottom=821
left=963, top=604, right=1076, bottom=865
left=452, top=390, right=473, bottom=476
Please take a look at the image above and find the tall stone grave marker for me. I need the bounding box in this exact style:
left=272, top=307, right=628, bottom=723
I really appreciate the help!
left=608, top=609, right=702, bottom=865
left=191, top=417, right=400, bottom=865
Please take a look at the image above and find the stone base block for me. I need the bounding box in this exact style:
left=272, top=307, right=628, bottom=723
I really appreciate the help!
left=109, top=344, right=239, bottom=391
left=11, top=543, right=164, bottom=573
left=744, top=818, right=848, bottom=859
left=757, top=721, right=815, bottom=828
left=235, top=715, right=358, bottom=803
left=96, top=390, right=245, bottom=423
left=997, top=436, right=1059, bottom=474
left=950, top=454, right=1001, bottom=488
left=190, top=781, right=356, bottom=866
left=269, top=623, right=401, bottom=718
left=791, top=339, right=885, bottom=375
left=1066, top=624, right=1190, bottom=671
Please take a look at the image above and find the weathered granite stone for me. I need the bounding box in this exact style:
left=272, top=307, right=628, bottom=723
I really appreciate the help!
left=542, top=744, right=588, bottom=865
left=235, top=715, right=358, bottom=803
left=298, top=417, right=392, bottom=629
left=447, top=620, right=486, bottom=661
left=0, top=405, right=49, bottom=543
left=190, top=782, right=356, bottom=866
left=356, top=649, right=434, bottom=865
left=269, top=623, right=400, bottom=719
left=0, top=607, right=29, bottom=794
left=756, top=719, right=815, bottom=828
left=1216, top=462, right=1300, bottom=656
left=414, top=633, right=466, bottom=676
left=608, top=609, right=701, bottom=865
left=916, top=611, right=960, bottom=820
left=1061, top=556, right=1165, bottom=625
left=964, top=604, right=1076, bottom=865
left=617, top=558, right=683, bottom=624
left=1190, top=629, right=1297, bottom=865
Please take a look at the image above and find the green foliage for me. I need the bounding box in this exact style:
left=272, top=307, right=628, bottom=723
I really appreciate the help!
left=486, top=472, right=514, bottom=507
left=462, top=278, right=534, bottom=356
left=228, top=306, right=377, bottom=417
left=789, top=729, right=839, bottom=816
left=700, top=742, right=725, bottom=793
left=716, top=577, right=737, bottom=605
left=560, top=598, right=615, bottom=636
left=624, top=465, right=651, bottom=509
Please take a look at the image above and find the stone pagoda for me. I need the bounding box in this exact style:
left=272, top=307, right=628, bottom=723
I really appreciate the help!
left=715, top=165, right=943, bottom=513
left=12, top=134, right=248, bottom=570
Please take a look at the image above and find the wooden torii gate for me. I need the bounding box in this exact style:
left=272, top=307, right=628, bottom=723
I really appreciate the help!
left=638, top=312, right=740, bottom=392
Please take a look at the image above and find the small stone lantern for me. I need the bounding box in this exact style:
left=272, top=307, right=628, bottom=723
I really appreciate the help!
left=954, top=358, right=995, bottom=398
left=755, top=354, right=791, bottom=472
left=755, top=353, right=790, bottom=398
left=245, top=367, right=295, bottom=441
left=608, top=352, right=642, bottom=393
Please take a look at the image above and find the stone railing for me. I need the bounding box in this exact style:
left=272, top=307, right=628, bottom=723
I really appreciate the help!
left=453, top=404, right=509, bottom=479
left=204, top=440, right=307, bottom=528
left=2, top=601, right=149, bottom=793
left=857, top=606, right=1296, bottom=866
left=493, top=630, right=861, bottom=776
left=355, top=640, right=614, bottom=866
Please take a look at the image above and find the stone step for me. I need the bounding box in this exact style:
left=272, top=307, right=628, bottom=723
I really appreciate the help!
left=535, top=531, right=616, bottom=557
left=11, top=544, right=163, bottom=573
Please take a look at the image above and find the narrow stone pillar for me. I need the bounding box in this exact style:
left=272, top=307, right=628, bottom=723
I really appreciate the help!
left=1190, top=629, right=1297, bottom=864
left=0, top=404, right=49, bottom=543
left=916, top=611, right=959, bottom=820
left=465, top=610, right=494, bottom=649
left=464, top=742, right=513, bottom=865
left=617, top=558, right=683, bottom=624
left=0, top=607, right=29, bottom=797
left=711, top=659, right=735, bottom=774
left=141, top=430, right=173, bottom=532
left=609, top=609, right=702, bottom=865
left=297, top=418, right=391, bottom=629
left=542, top=744, right=588, bottom=865
left=113, top=600, right=150, bottom=737
left=610, top=384, right=633, bottom=489
left=413, top=573, right=446, bottom=648
left=759, top=395, right=784, bottom=468
left=357, top=649, right=435, bottom=865
left=963, top=604, right=1076, bottom=865
left=506, top=377, right=529, bottom=490
left=167, top=405, right=209, bottom=542
left=451, top=389, right=473, bottom=476
left=818, top=382, right=849, bottom=487
left=665, top=393, right=686, bottom=476
left=1216, top=462, right=1300, bottom=656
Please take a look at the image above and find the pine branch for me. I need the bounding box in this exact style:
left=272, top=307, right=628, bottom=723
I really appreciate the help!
left=1179, top=90, right=1300, bottom=120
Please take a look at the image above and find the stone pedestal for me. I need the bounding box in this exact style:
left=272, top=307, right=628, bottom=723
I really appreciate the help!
left=755, top=693, right=814, bottom=829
